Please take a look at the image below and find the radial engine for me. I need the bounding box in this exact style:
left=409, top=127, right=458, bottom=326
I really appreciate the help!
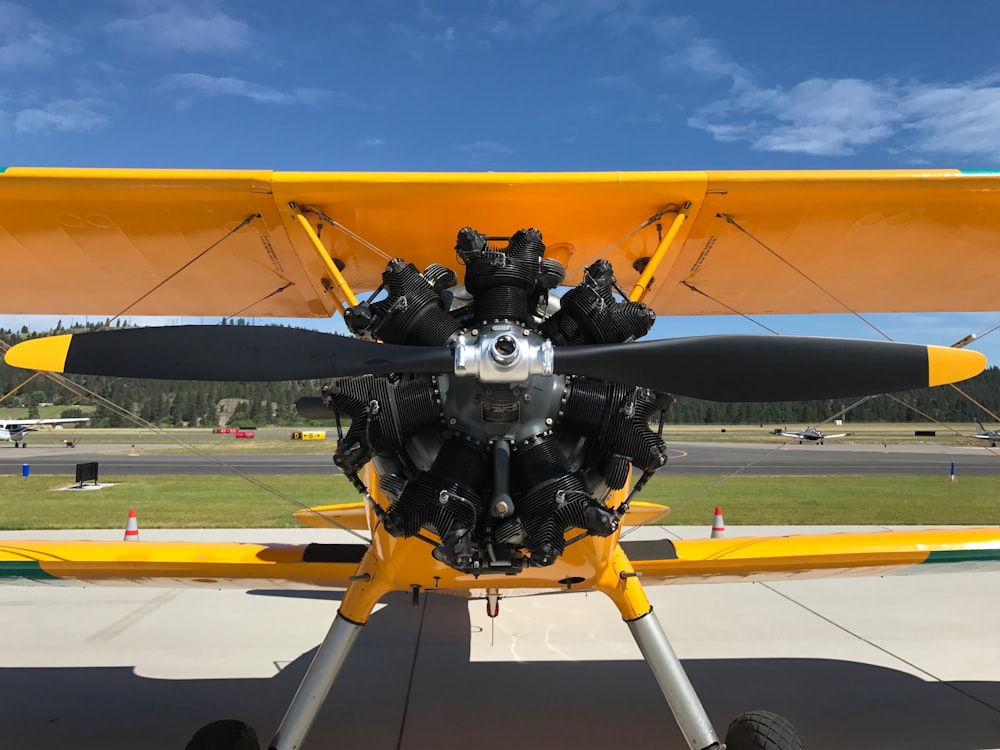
left=323, top=227, right=670, bottom=575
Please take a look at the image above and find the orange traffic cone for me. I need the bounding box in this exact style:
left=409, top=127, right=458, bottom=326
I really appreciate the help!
left=124, top=508, right=140, bottom=541
left=711, top=506, right=725, bottom=538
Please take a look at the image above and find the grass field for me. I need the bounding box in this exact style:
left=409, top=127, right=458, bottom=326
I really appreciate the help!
left=1, top=474, right=997, bottom=529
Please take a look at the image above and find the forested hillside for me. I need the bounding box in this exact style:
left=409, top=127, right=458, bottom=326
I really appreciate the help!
left=667, top=367, right=1000, bottom=425
left=2, top=324, right=998, bottom=427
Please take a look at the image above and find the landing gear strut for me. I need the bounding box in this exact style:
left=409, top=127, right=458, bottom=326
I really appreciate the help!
left=186, top=544, right=803, bottom=750
left=598, top=545, right=803, bottom=750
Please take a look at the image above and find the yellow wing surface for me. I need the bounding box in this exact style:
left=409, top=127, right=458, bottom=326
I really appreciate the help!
left=3, top=528, right=999, bottom=589
left=2, top=167, right=1000, bottom=317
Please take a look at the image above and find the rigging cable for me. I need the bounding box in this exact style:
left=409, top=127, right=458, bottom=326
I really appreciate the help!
left=566, top=206, right=673, bottom=278
left=298, top=204, right=393, bottom=262
left=680, top=281, right=782, bottom=335
left=100, top=212, right=263, bottom=330
left=718, top=213, right=893, bottom=341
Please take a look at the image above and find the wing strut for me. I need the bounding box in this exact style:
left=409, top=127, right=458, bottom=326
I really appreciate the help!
left=293, top=212, right=359, bottom=312
left=629, top=206, right=689, bottom=302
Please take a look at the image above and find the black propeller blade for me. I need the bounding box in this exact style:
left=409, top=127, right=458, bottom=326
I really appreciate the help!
left=5, top=327, right=984, bottom=402
left=555, top=335, right=980, bottom=401
left=4, top=326, right=452, bottom=381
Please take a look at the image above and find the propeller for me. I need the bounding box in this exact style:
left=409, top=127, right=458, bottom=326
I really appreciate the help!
left=4, top=326, right=985, bottom=402
left=555, top=335, right=985, bottom=401
left=3, top=326, right=452, bottom=382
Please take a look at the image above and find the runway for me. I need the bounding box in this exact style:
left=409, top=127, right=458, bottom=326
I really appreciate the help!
left=2, top=440, right=998, bottom=476
left=2, top=526, right=999, bottom=750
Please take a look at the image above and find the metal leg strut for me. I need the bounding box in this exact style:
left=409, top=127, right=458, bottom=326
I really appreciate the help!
left=628, top=609, right=721, bottom=750
left=268, top=612, right=364, bottom=750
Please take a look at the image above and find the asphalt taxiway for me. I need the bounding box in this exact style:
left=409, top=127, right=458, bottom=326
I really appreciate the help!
left=2, top=526, right=999, bottom=750
left=3, top=440, right=999, bottom=477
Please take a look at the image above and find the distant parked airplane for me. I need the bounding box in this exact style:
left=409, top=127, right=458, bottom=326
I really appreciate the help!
left=777, top=426, right=850, bottom=445
left=0, top=417, right=90, bottom=448
left=971, top=420, right=1000, bottom=447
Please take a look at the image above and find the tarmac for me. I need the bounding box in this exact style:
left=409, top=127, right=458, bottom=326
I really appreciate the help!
left=4, top=439, right=1000, bottom=476
left=2, top=526, right=999, bottom=749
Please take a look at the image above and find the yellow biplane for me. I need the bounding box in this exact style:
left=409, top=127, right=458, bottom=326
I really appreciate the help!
left=2, top=167, right=999, bottom=750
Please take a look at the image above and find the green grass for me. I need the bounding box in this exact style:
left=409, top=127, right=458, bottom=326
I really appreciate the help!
left=0, top=475, right=354, bottom=529
left=642, top=475, right=1000, bottom=525
left=1, top=474, right=997, bottom=529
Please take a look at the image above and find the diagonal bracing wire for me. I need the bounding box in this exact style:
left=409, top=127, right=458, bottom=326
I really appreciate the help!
left=718, top=213, right=893, bottom=341
left=298, top=204, right=393, bottom=262
left=99, top=212, right=263, bottom=331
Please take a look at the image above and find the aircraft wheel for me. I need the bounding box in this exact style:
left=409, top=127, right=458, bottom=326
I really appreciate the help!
left=724, top=710, right=804, bottom=750
left=184, top=719, right=260, bottom=750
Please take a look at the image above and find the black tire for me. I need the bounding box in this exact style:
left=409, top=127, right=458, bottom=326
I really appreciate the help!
left=725, top=711, right=804, bottom=750
left=184, top=719, right=260, bottom=750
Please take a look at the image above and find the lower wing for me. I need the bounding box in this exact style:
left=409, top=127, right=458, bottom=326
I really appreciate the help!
left=3, top=528, right=999, bottom=588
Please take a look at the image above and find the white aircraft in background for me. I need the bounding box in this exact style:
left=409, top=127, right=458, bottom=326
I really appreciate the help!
left=971, top=420, right=1000, bottom=447
left=777, top=426, right=851, bottom=445
left=0, top=417, right=90, bottom=448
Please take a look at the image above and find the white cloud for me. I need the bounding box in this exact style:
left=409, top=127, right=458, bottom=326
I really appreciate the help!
left=107, top=5, right=253, bottom=54
left=360, top=137, right=385, bottom=147
left=13, top=99, right=107, bottom=134
left=163, top=73, right=330, bottom=106
left=694, top=78, right=902, bottom=156
left=671, top=37, right=1000, bottom=160
left=663, top=37, right=754, bottom=89
left=901, top=81, right=1000, bottom=159
left=0, top=1, right=80, bottom=69
left=492, top=0, right=652, bottom=34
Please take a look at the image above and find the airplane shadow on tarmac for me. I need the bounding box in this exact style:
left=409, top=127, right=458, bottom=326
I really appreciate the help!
left=3, top=592, right=999, bottom=750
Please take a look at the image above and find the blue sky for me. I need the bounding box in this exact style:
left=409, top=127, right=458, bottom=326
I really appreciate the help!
left=3, top=0, right=1000, bottom=366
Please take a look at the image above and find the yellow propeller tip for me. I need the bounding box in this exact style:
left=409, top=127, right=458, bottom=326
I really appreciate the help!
left=4, top=334, right=73, bottom=372
left=927, top=346, right=987, bottom=387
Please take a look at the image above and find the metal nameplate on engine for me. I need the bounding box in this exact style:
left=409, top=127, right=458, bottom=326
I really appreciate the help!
left=482, top=401, right=519, bottom=423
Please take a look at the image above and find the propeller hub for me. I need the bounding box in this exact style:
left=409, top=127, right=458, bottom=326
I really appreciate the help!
left=454, top=324, right=554, bottom=384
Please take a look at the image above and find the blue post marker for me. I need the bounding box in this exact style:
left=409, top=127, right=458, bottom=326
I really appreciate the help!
left=950, top=461, right=956, bottom=482
left=21, top=463, right=29, bottom=479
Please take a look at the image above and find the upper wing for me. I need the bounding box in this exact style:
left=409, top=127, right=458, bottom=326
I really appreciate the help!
left=2, top=167, right=999, bottom=318
left=631, top=527, right=1000, bottom=584
left=17, top=417, right=90, bottom=425
left=0, top=168, right=335, bottom=318
left=652, top=169, right=1000, bottom=316
left=0, top=418, right=91, bottom=428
